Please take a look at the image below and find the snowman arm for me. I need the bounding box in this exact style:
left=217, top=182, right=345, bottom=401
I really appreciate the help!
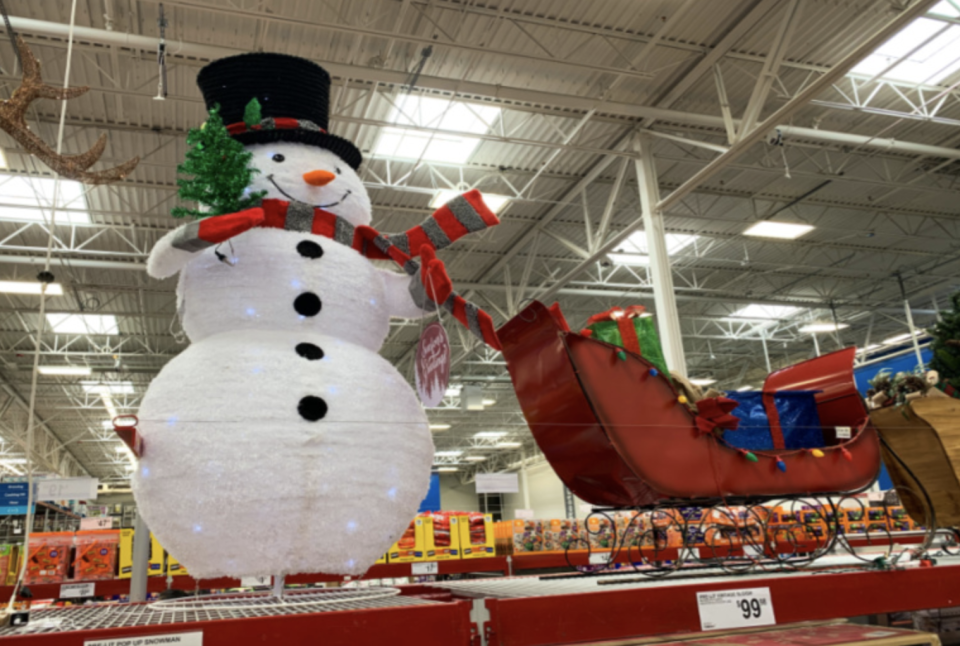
left=148, top=208, right=265, bottom=279
left=379, top=269, right=434, bottom=320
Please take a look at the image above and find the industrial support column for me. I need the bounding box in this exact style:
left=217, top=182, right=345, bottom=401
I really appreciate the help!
left=633, top=133, right=687, bottom=377
left=130, top=510, right=150, bottom=602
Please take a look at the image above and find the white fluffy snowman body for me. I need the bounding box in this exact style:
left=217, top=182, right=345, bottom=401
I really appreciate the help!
left=135, top=143, right=434, bottom=578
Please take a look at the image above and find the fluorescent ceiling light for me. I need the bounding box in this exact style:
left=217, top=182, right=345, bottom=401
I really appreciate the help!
left=435, top=450, right=463, bottom=457
left=474, top=431, right=507, bottom=439
left=496, top=442, right=522, bottom=448
left=429, top=424, right=451, bottom=431
left=736, top=386, right=754, bottom=392
left=373, top=95, right=500, bottom=164
left=0, top=458, right=27, bottom=465
left=82, top=381, right=134, bottom=395
left=857, top=344, right=882, bottom=354
left=689, top=378, right=716, bottom=387
left=444, top=386, right=462, bottom=397
left=0, top=174, right=90, bottom=224
left=115, top=445, right=131, bottom=453
left=608, top=231, right=697, bottom=266
left=102, top=420, right=114, bottom=429
left=47, top=313, right=119, bottom=335
left=464, top=456, right=487, bottom=462
left=436, top=467, right=458, bottom=472
left=743, top=221, right=814, bottom=240
left=799, top=322, right=850, bottom=333
left=431, top=189, right=510, bottom=214
left=850, top=12, right=960, bottom=85
left=730, top=304, right=802, bottom=321
left=482, top=399, right=496, bottom=407
left=38, top=365, right=91, bottom=376
left=0, top=281, right=63, bottom=296
left=882, top=330, right=924, bottom=345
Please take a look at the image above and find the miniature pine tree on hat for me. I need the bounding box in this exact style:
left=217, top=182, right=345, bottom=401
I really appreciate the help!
left=171, top=103, right=266, bottom=219
left=930, top=290, right=960, bottom=383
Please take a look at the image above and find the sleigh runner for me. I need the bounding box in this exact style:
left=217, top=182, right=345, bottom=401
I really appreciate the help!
left=498, top=301, right=882, bottom=507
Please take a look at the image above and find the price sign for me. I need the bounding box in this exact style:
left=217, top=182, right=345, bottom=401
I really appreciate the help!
left=80, top=517, right=113, bottom=530
left=240, top=576, right=272, bottom=588
left=696, top=587, right=775, bottom=631
left=835, top=426, right=852, bottom=439
left=412, top=561, right=439, bottom=575
left=60, top=582, right=96, bottom=599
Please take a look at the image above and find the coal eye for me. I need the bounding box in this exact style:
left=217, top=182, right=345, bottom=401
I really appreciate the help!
left=272, top=154, right=285, bottom=163
left=335, top=166, right=342, bottom=175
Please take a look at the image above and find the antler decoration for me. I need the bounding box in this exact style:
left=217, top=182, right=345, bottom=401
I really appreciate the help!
left=0, top=37, right=139, bottom=185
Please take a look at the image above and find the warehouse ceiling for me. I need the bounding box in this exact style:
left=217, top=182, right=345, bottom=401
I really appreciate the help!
left=0, top=0, right=957, bottom=485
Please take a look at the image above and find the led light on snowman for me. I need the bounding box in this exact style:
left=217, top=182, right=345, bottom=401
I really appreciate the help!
left=134, top=52, right=501, bottom=580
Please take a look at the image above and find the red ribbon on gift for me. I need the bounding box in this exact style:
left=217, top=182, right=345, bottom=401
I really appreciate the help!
left=583, top=305, right=647, bottom=356
left=695, top=397, right=741, bottom=436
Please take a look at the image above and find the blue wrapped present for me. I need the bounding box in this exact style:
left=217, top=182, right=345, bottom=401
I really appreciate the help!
left=724, top=391, right=824, bottom=450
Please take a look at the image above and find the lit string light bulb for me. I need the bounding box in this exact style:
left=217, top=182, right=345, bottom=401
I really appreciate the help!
left=841, top=448, right=853, bottom=462
left=811, top=449, right=825, bottom=458
left=776, top=459, right=787, bottom=472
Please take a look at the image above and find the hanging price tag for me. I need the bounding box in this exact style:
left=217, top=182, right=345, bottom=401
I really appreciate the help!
left=697, top=587, right=776, bottom=631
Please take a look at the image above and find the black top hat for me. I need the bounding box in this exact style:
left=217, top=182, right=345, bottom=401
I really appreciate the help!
left=196, top=52, right=362, bottom=170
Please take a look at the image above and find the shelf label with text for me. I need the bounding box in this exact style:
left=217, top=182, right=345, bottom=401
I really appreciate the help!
left=80, top=517, right=113, bottom=530
left=240, top=576, right=272, bottom=588
left=60, top=582, right=96, bottom=599
left=697, top=587, right=775, bottom=631
left=84, top=630, right=203, bottom=646
left=412, top=561, right=439, bottom=575
left=588, top=552, right=611, bottom=565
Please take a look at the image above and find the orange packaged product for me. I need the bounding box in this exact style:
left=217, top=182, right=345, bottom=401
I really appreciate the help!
left=73, top=530, right=120, bottom=581
left=26, top=532, right=72, bottom=584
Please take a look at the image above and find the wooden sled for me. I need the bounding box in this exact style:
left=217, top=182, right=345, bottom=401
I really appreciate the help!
left=871, top=398, right=960, bottom=527
left=498, top=301, right=881, bottom=506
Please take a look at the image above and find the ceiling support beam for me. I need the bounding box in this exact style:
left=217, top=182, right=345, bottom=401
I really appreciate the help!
left=9, top=18, right=960, bottom=162
left=632, top=133, right=686, bottom=376
left=525, top=0, right=943, bottom=307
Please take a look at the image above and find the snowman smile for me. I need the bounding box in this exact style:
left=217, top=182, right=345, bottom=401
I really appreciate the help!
left=267, top=175, right=353, bottom=208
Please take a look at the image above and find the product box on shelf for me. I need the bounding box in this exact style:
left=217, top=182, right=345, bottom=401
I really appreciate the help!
left=166, top=551, right=189, bottom=576
left=543, top=519, right=581, bottom=552
left=419, top=513, right=461, bottom=560
left=73, top=530, right=120, bottom=581
left=461, top=513, right=495, bottom=558
left=149, top=533, right=164, bottom=575
left=387, top=518, right=421, bottom=563
left=119, top=530, right=166, bottom=578
left=586, top=516, right=615, bottom=551
left=0, top=545, right=15, bottom=586
left=510, top=518, right=543, bottom=554
left=25, top=532, right=72, bottom=584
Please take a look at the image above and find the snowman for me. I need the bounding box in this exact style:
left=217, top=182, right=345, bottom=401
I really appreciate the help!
left=134, top=52, right=501, bottom=579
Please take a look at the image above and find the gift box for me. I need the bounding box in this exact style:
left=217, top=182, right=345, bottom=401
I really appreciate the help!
left=543, top=519, right=581, bottom=552
left=73, top=530, right=119, bottom=581
left=581, top=306, right=669, bottom=376
left=723, top=390, right=825, bottom=450
left=461, top=513, right=495, bottom=558
left=511, top=519, right=543, bottom=553
left=25, top=532, right=72, bottom=584
left=419, top=512, right=461, bottom=561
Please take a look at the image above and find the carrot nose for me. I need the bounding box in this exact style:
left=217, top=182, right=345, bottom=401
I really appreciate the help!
left=303, top=170, right=336, bottom=187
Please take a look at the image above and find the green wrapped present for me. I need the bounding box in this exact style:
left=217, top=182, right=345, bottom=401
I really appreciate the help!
left=583, top=305, right=669, bottom=376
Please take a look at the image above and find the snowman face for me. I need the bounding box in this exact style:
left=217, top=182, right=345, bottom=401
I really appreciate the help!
left=245, top=142, right=372, bottom=227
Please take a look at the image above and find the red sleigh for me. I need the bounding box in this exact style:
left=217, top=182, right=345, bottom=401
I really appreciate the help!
left=497, top=301, right=881, bottom=507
